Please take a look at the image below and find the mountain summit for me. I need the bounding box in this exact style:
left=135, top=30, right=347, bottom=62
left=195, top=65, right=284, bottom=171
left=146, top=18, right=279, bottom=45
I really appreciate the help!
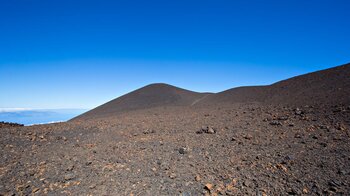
left=73, top=63, right=350, bottom=121
left=73, top=83, right=211, bottom=120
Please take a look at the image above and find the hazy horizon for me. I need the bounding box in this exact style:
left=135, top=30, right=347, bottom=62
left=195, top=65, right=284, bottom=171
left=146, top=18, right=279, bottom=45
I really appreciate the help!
left=0, top=108, right=88, bottom=125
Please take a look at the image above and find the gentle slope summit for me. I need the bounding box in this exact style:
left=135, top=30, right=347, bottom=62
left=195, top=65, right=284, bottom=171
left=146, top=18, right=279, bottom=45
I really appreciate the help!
left=73, top=63, right=350, bottom=121
left=73, top=83, right=210, bottom=120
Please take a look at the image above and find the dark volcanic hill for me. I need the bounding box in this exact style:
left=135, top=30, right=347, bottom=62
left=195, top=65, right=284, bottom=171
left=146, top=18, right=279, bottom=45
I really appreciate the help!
left=200, top=63, right=350, bottom=106
left=74, top=83, right=211, bottom=120
left=74, top=63, right=350, bottom=121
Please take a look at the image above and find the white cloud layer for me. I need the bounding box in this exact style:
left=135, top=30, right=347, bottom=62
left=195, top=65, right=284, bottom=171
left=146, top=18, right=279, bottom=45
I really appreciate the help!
left=0, top=108, right=34, bottom=112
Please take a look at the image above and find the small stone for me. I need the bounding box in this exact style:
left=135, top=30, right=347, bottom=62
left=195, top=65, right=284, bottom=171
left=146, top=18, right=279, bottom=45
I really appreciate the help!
left=32, top=187, right=39, bottom=193
left=302, top=188, right=308, bottom=194
left=319, top=125, right=328, bottom=130
left=336, top=124, right=346, bottom=131
left=195, top=175, right=201, bottom=182
left=287, top=188, right=297, bottom=195
left=205, top=183, right=213, bottom=191
left=337, top=169, right=346, bottom=175
left=64, top=173, right=76, bottom=181
left=66, top=165, right=74, bottom=171
left=295, top=108, right=303, bottom=115
left=243, top=180, right=251, bottom=187
left=196, top=130, right=203, bottom=134
left=328, top=180, right=340, bottom=187
left=277, top=116, right=288, bottom=120
left=169, top=173, right=176, bottom=179
left=143, top=129, right=155, bottom=134
left=207, top=127, right=216, bottom=134
left=294, top=134, right=301, bottom=138
left=270, top=121, right=282, bottom=126
left=199, top=126, right=216, bottom=134
left=243, top=134, right=253, bottom=140
left=179, top=147, right=188, bottom=154
left=257, top=189, right=267, bottom=196
left=276, top=163, right=288, bottom=172
left=29, top=170, right=36, bottom=176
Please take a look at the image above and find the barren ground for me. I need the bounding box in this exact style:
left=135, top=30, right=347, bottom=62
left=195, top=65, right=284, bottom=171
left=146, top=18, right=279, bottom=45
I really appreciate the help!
left=1, top=103, right=349, bottom=195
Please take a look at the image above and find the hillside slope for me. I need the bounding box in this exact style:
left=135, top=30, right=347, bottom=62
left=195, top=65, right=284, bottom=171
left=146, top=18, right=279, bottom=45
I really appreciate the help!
left=200, top=63, right=350, bottom=106
left=73, top=83, right=210, bottom=120
left=73, top=63, right=349, bottom=121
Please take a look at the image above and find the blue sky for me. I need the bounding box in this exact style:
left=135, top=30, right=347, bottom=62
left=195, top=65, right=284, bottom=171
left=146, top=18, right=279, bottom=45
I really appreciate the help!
left=0, top=0, right=349, bottom=109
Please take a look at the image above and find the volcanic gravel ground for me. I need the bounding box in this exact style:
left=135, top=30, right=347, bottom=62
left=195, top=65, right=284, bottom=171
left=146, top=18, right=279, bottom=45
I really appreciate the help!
left=1, top=103, right=349, bottom=195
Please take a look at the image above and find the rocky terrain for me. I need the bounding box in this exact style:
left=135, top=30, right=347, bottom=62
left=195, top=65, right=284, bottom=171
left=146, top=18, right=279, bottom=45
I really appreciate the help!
left=0, top=63, right=349, bottom=195
left=0, top=122, right=23, bottom=129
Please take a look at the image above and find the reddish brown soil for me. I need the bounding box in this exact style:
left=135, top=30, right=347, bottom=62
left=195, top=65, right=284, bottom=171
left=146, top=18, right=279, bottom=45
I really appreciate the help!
left=0, top=63, right=349, bottom=195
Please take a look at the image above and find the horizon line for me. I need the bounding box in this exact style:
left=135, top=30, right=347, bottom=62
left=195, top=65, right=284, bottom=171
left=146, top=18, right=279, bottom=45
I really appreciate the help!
left=0, top=108, right=89, bottom=113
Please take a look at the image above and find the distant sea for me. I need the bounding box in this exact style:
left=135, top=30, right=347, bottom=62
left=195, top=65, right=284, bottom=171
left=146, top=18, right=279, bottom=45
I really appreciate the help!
left=0, top=109, right=88, bottom=125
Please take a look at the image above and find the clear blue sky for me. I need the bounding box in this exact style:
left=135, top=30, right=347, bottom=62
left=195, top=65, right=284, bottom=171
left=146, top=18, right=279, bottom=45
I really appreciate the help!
left=0, top=0, right=349, bottom=109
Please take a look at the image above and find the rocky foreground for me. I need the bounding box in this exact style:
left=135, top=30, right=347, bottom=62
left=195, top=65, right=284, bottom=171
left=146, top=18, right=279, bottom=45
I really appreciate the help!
left=0, top=103, right=349, bottom=195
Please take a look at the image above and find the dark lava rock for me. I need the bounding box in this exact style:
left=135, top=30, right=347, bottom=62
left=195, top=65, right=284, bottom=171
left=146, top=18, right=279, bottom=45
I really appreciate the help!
left=179, top=147, right=189, bottom=154
left=269, top=121, right=282, bottom=126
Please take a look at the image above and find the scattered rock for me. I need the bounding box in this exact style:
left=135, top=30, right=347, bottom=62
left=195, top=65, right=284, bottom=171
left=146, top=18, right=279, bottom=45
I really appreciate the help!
left=302, top=188, right=308, bottom=194
left=294, top=133, right=301, bottom=138
left=1, top=102, right=349, bottom=195
left=64, top=173, right=76, bottom=181
left=277, top=116, right=288, bottom=121
left=169, top=173, right=177, bottom=179
left=143, top=129, right=155, bottom=134
left=270, top=121, right=282, bottom=126
left=287, top=188, right=298, bottom=195
left=276, top=163, right=288, bottom=172
left=179, top=147, right=189, bottom=154
left=294, top=108, right=303, bottom=115
left=337, top=169, right=347, bottom=175
left=336, top=124, right=346, bottom=131
left=205, top=183, right=214, bottom=191
left=243, top=134, right=253, bottom=140
left=197, top=126, right=216, bottom=134
left=66, top=165, right=74, bottom=171
left=32, top=187, right=39, bottom=193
